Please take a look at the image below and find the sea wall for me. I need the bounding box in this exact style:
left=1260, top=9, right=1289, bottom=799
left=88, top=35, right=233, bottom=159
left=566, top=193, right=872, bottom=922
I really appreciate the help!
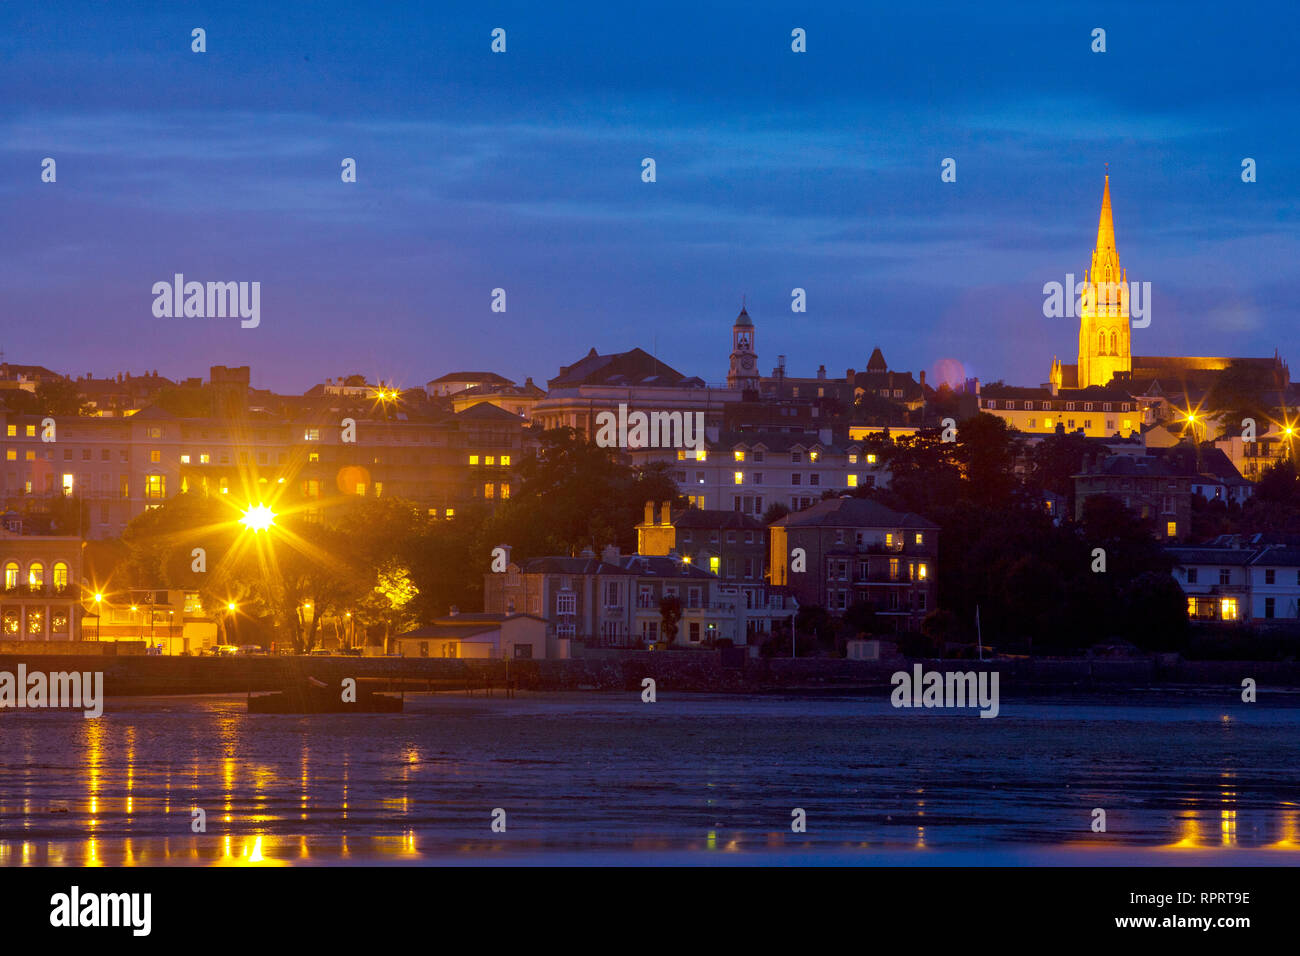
left=0, top=652, right=1292, bottom=696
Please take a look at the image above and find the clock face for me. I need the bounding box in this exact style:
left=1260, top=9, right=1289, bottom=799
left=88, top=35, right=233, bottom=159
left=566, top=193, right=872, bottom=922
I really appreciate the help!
left=741, top=357, right=754, bottom=370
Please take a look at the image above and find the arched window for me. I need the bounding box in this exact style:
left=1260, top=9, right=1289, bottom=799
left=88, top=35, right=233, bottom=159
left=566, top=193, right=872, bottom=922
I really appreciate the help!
left=1098, top=331, right=1106, bottom=353
left=3, top=562, right=17, bottom=590
left=1110, top=330, right=1118, bottom=353
left=28, top=562, right=44, bottom=589
left=53, top=562, right=69, bottom=591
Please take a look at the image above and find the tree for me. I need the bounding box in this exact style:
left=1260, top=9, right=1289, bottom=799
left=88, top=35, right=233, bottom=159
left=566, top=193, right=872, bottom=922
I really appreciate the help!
left=762, top=502, right=791, bottom=524
left=2, top=378, right=91, bottom=416
left=842, top=600, right=878, bottom=638
left=658, top=595, right=682, bottom=647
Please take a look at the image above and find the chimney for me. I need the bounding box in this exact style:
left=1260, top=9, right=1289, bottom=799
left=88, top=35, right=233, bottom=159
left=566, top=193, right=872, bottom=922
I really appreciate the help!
left=601, top=544, right=620, bottom=565
left=919, top=370, right=926, bottom=388
left=817, top=365, right=826, bottom=380
left=660, top=500, right=672, bottom=526
left=644, top=500, right=655, bottom=525
left=846, top=369, right=855, bottom=383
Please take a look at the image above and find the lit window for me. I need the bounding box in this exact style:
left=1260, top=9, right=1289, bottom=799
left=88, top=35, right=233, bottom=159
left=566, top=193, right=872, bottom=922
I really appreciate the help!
left=500, top=455, right=511, bottom=466
left=866, top=453, right=877, bottom=464
left=469, top=455, right=480, bottom=465
left=709, top=556, right=720, bottom=574
left=1166, top=521, right=1177, bottom=538
left=356, top=483, right=366, bottom=495
left=915, top=533, right=923, bottom=545
left=445, top=508, right=455, bottom=518
left=734, top=471, right=744, bottom=485
left=308, top=452, right=320, bottom=463
left=145, top=475, right=165, bottom=499
left=1220, top=597, right=1239, bottom=621
left=885, top=533, right=894, bottom=547
left=1044, top=418, right=1054, bottom=428
left=484, top=483, right=495, bottom=498
left=180, top=454, right=191, bottom=464
left=27, top=562, right=43, bottom=588
left=53, top=562, right=68, bottom=589
left=6, top=450, right=15, bottom=461
left=61, top=473, right=74, bottom=494
left=200, top=453, right=210, bottom=464
left=847, top=474, right=858, bottom=487
left=25, top=425, right=35, bottom=437
left=695, top=449, right=707, bottom=461
left=810, top=451, right=820, bottom=462
left=849, top=453, right=858, bottom=464
left=25, top=450, right=35, bottom=461
left=1123, top=419, right=1133, bottom=430
left=304, top=428, right=320, bottom=441
left=734, top=451, right=745, bottom=462
left=150, top=449, right=161, bottom=463
left=918, top=563, right=928, bottom=580
left=486, top=455, right=496, bottom=465
left=3, top=562, right=18, bottom=589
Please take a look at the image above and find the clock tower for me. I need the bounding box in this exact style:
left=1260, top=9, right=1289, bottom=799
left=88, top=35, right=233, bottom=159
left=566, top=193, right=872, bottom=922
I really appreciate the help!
left=727, top=303, right=760, bottom=392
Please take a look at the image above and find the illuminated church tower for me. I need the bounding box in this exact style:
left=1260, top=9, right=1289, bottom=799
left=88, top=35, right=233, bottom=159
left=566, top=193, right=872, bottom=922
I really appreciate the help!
left=727, top=302, right=760, bottom=392
left=1076, top=174, right=1131, bottom=388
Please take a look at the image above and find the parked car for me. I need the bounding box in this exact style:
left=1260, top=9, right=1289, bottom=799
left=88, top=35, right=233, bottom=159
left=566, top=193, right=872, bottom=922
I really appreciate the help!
left=211, top=644, right=240, bottom=657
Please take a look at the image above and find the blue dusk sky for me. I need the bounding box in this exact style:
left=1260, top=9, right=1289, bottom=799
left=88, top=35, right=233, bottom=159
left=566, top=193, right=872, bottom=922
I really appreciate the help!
left=1, top=1, right=1297, bottom=393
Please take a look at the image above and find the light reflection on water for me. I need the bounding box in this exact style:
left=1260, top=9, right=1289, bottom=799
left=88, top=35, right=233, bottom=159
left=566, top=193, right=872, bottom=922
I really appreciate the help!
left=1, top=691, right=1298, bottom=865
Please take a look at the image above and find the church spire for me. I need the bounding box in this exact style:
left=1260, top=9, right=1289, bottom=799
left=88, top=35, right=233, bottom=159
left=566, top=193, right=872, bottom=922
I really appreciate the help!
left=1091, top=173, right=1120, bottom=283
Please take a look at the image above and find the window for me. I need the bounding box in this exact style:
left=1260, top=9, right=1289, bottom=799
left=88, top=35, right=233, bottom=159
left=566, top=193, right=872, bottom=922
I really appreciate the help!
left=1265, top=597, right=1276, bottom=619
left=61, top=473, right=74, bottom=495
left=3, top=562, right=17, bottom=589
left=485, top=456, right=496, bottom=466
left=1165, top=521, right=1177, bottom=538
left=483, top=483, right=495, bottom=498
left=28, top=562, right=43, bottom=588
left=885, top=533, right=895, bottom=548
left=500, top=455, right=511, bottom=466
left=1220, top=597, right=1239, bottom=621
left=917, top=563, right=928, bottom=580
left=866, top=454, right=877, bottom=464
left=986, top=400, right=996, bottom=410
left=915, top=533, right=923, bottom=545
left=500, top=483, right=510, bottom=499
left=1219, top=568, right=1231, bottom=586
left=25, top=425, right=35, bottom=437
left=180, top=454, right=191, bottom=464
left=1265, top=569, right=1276, bottom=585
left=792, top=473, right=801, bottom=485
left=791, top=452, right=802, bottom=463
left=145, top=475, right=165, bottom=500
left=847, top=474, right=858, bottom=487
left=734, top=450, right=745, bottom=462
left=734, top=471, right=744, bottom=485
left=556, top=592, right=576, bottom=615
left=809, top=473, right=820, bottom=486
left=1186, top=568, right=1198, bottom=584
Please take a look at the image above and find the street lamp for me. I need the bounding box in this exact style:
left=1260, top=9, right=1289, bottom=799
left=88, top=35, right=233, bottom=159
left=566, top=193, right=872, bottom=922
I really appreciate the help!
left=239, top=503, right=276, bottom=532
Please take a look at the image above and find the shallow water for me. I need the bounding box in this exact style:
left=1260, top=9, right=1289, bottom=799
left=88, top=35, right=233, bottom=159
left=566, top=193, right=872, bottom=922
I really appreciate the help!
left=1, top=690, right=1297, bottom=865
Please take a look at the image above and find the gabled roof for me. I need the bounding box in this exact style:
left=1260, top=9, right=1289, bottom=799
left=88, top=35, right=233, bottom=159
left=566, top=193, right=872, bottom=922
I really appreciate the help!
left=1164, top=547, right=1254, bottom=566
left=455, top=401, right=526, bottom=422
